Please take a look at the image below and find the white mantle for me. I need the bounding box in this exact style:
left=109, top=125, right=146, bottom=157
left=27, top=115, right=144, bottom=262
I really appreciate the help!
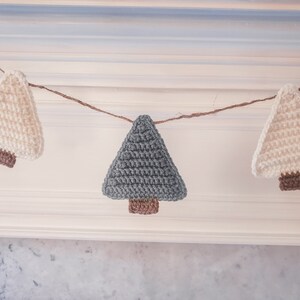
left=0, top=1, right=299, bottom=245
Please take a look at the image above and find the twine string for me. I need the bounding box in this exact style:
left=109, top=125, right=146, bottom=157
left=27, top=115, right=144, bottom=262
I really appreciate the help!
left=0, top=67, right=294, bottom=125
left=29, top=82, right=134, bottom=124
left=154, top=96, right=276, bottom=124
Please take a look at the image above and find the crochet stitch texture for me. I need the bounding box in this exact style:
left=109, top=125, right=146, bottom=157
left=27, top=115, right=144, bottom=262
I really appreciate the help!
left=102, top=115, right=187, bottom=201
left=252, top=84, right=300, bottom=178
left=0, top=71, right=43, bottom=166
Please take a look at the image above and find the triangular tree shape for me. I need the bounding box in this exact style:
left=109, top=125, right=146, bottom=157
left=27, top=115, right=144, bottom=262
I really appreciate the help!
left=0, top=71, right=43, bottom=168
left=252, top=84, right=300, bottom=190
left=102, top=115, right=187, bottom=214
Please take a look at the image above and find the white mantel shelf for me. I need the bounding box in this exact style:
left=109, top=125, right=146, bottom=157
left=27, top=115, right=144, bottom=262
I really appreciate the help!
left=0, top=1, right=299, bottom=245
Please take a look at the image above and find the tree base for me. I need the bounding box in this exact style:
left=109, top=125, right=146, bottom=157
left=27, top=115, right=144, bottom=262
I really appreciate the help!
left=129, top=199, right=159, bottom=215
left=279, top=172, right=300, bottom=191
left=0, top=149, right=16, bottom=168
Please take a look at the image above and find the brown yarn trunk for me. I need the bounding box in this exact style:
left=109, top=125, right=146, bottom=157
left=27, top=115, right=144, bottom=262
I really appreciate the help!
left=129, top=199, right=159, bottom=215
left=0, top=149, right=16, bottom=168
left=279, top=172, right=300, bottom=191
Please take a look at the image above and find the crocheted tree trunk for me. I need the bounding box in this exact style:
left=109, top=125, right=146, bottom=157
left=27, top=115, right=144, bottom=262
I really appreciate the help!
left=0, top=149, right=16, bottom=168
left=279, top=172, right=300, bottom=191
left=0, top=71, right=43, bottom=168
left=102, top=115, right=187, bottom=215
left=129, top=199, right=159, bottom=214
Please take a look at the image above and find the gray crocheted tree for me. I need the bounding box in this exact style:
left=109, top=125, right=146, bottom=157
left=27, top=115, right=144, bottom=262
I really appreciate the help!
left=102, top=115, right=187, bottom=214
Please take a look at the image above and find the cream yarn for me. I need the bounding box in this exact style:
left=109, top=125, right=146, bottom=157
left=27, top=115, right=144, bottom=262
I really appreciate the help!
left=0, top=70, right=43, bottom=160
left=252, top=84, right=300, bottom=178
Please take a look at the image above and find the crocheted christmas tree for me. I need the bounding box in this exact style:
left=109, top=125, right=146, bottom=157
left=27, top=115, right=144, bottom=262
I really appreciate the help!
left=252, top=84, right=300, bottom=191
left=102, top=115, right=187, bottom=214
left=0, top=71, right=43, bottom=168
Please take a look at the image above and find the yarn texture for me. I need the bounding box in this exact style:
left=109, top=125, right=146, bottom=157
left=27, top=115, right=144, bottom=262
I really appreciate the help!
left=102, top=115, right=187, bottom=201
left=252, top=84, right=300, bottom=178
left=0, top=149, right=16, bottom=168
left=0, top=71, right=43, bottom=165
left=279, top=172, right=300, bottom=191
left=129, top=199, right=159, bottom=215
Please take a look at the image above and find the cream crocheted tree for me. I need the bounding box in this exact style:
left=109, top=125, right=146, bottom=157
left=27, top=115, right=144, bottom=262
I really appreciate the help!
left=0, top=71, right=43, bottom=168
left=252, top=84, right=300, bottom=191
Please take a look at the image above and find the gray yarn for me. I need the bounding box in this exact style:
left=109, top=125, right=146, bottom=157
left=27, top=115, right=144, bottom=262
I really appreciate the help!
left=102, top=115, right=187, bottom=201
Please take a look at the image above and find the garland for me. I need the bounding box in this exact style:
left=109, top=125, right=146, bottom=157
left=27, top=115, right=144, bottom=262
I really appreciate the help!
left=0, top=67, right=277, bottom=125
left=0, top=68, right=299, bottom=215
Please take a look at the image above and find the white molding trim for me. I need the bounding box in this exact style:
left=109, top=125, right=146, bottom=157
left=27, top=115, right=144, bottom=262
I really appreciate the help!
left=0, top=3, right=299, bottom=90
left=1, top=60, right=299, bottom=90
left=0, top=189, right=300, bottom=245
left=0, top=1, right=300, bottom=11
